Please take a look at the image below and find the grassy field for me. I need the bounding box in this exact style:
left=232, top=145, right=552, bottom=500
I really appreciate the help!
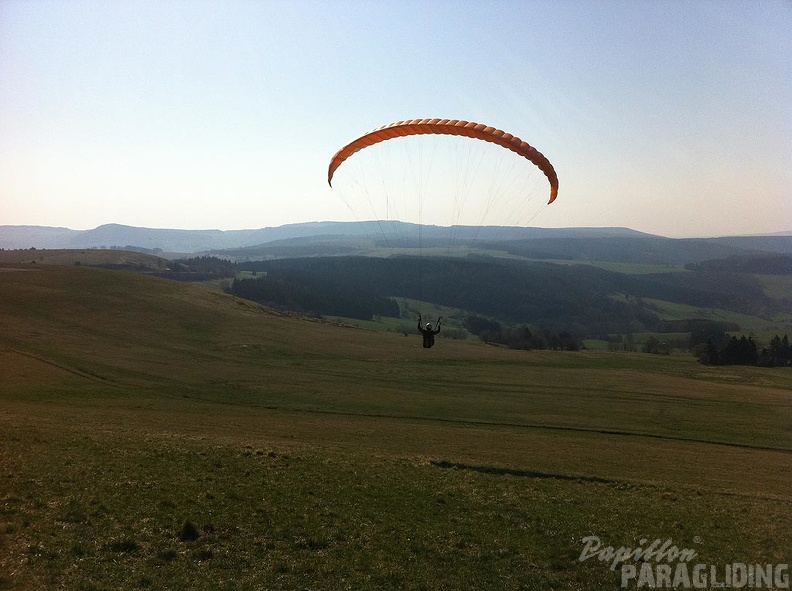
left=0, top=249, right=169, bottom=270
left=532, top=260, right=687, bottom=275
left=1, top=264, right=790, bottom=590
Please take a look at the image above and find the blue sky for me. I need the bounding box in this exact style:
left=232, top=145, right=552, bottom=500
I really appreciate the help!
left=1, top=0, right=790, bottom=237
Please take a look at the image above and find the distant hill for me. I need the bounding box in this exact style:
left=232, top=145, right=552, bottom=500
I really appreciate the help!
left=496, top=235, right=792, bottom=265
left=0, top=222, right=424, bottom=253
left=0, top=222, right=647, bottom=254
left=686, top=254, right=792, bottom=275
left=3, top=222, right=791, bottom=266
left=0, top=248, right=170, bottom=271
left=0, top=226, right=83, bottom=249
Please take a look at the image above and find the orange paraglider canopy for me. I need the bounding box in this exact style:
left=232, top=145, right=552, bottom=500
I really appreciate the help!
left=327, top=118, right=558, bottom=204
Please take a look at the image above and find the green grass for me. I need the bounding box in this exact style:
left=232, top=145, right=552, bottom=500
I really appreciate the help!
left=536, top=260, right=687, bottom=275
left=756, top=274, right=792, bottom=301
left=4, top=422, right=788, bottom=590
left=0, top=248, right=169, bottom=270
left=1, top=264, right=791, bottom=589
left=641, top=297, right=792, bottom=337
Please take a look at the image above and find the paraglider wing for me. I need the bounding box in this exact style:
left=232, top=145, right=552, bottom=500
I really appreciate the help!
left=327, top=118, right=559, bottom=204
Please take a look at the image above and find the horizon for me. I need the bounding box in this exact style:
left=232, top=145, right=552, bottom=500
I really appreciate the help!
left=2, top=220, right=792, bottom=242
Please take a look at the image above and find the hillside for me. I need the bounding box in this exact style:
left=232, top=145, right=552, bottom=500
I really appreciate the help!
left=2, top=263, right=790, bottom=443
left=0, top=248, right=170, bottom=271
left=2, top=264, right=791, bottom=589
left=0, top=264, right=526, bottom=403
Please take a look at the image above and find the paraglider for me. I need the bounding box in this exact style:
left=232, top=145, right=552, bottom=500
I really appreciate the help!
left=418, top=315, right=441, bottom=349
left=328, top=118, right=558, bottom=204
left=327, top=118, right=559, bottom=349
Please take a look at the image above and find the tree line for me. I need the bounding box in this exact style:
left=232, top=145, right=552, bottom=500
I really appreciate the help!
left=464, top=315, right=581, bottom=351
left=694, top=333, right=790, bottom=367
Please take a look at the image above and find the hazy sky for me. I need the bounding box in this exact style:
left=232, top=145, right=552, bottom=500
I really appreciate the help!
left=1, top=0, right=790, bottom=237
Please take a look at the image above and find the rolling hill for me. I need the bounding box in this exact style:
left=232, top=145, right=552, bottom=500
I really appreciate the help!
left=0, top=247, right=170, bottom=271
left=3, top=222, right=791, bottom=262
left=1, top=263, right=790, bottom=589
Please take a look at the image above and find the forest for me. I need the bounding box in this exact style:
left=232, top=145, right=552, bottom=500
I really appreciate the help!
left=163, top=251, right=792, bottom=362
left=694, top=333, right=791, bottom=367
left=232, top=255, right=788, bottom=332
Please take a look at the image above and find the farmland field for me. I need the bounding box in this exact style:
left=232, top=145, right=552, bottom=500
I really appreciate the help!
left=1, top=264, right=790, bottom=590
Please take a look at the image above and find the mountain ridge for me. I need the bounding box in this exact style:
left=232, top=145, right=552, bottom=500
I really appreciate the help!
left=2, top=222, right=791, bottom=265
left=0, top=221, right=650, bottom=252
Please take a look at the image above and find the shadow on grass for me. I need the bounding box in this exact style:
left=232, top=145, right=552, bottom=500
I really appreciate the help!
left=431, top=460, right=618, bottom=484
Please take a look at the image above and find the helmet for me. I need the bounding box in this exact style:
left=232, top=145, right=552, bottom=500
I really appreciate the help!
left=426, top=323, right=432, bottom=329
